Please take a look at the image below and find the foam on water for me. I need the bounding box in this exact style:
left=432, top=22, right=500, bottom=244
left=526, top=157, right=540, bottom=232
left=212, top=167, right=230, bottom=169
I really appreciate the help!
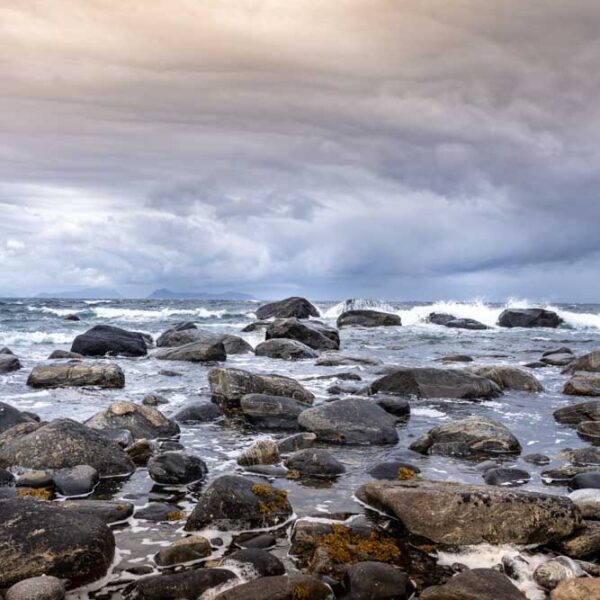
left=0, top=331, right=76, bottom=345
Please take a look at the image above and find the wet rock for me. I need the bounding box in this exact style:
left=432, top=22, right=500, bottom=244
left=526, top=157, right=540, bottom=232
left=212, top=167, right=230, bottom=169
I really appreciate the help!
left=221, top=548, right=285, bottom=577
left=0, top=418, right=134, bottom=476
left=569, top=488, right=600, bottom=519
left=160, top=440, right=184, bottom=451
left=234, top=533, right=276, bottom=549
left=327, top=382, right=363, bottom=395
left=370, top=367, right=501, bottom=400
left=237, top=439, right=280, bottom=466
left=356, top=479, right=579, bottom=545
left=0, top=347, right=14, bottom=354
left=298, top=397, right=398, bottom=445
left=561, top=446, right=600, bottom=466
left=436, top=354, right=474, bottom=363
left=134, top=503, right=184, bottom=522
left=316, top=353, right=382, bottom=366
left=174, top=401, right=224, bottom=422
left=550, top=577, right=600, bottom=599
left=571, top=472, right=600, bottom=489
left=255, top=338, right=317, bottom=360
left=65, top=313, right=80, bottom=321
left=0, top=354, right=21, bottom=373
left=208, top=367, right=314, bottom=411
left=156, top=321, right=198, bottom=346
left=266, top=318, right=340, bottom=350
left=426, top=312, right=456, bottom=326
left=577, top=420, right=600, bottom=442
left=53, top=464, right=99, bottom=496
left=337, top=310, right=402, bottom=328
left=564, top=350, right=600, bottom=373
left=342, top=561, right=414, bottom=600
left=472, top=365, right=543, bottom=392
left=142, top=393, right=168, bottom=406
left=16, top=470, right=53, bottom=488
left=27, top=362, right=125, bottom=388
left=541, top=348, right=574, bottom=367
left=525, top=361, right=548, bottom=368
left=184, top=475, right=292, bottom=531
left=276, top=432, right=317, bottom=453
left=421, top=568, right=526, bottom=599
left=71, top=324, right=147, bottom=357
left=240, top=394, right=306, bottom=430
left=534, top=557, right=585, bottom=590
left=523, top=453, right=550, bottom=465
left=542, top=465, right=600, bottom=485
left=556, top=520, right=600, bottom=558
left=98, top=427, right=134, bottom=447
left=243, top=464, right=289, bottom=477
left=483, top=467, right=531, bottom=486
left=0, top=467, right=15, bottom=486
left=154, top=535, right=211, bottom=566
left=446, top=318, right=489, bottom=330
left=214, top=573, right=331, bottom=600
left=155, top=339, right=226, bottom=362
left=0, top=402, right=33, bottom=435
left=159, top=369, right=182, bottom=377
left=61, top=499, right=134, bottom=524
left=126, top=438, right=155, bottom=466
left=498, top=308, right=563, bottom=328
left=85, top=400, right=180, bottom=440
left=410, top=417, right=521, bottom=459
left=218, top=334, right=254, bottom=355
left=5, top=576, right=66, bottom=600
left=255, top=297, right=320, bottom=320
left=0, top=497, right=115, bottom=588
left=372, top=395, right=410, bottom=418
left=284, top=448, right=345, bottom=478
left=368, top=462, right=420, bottom=481
left=242, top=320, right=272, bottom=332
left=148, top=452, right=208, bottom=485
left=554, top=399, right=600, bottom=424
left=123, top=568, right=236, bottom=600
left=564, top=372, right=600, bottom=396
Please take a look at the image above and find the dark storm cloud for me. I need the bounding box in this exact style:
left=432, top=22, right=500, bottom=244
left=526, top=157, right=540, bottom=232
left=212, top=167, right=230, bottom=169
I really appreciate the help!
left=1, top=0, right=600, bottom=299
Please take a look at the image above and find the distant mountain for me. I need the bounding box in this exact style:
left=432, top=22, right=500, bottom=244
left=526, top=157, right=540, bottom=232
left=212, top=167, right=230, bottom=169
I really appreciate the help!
left=147, top=288, right=256, bottom=301
left=36, top=287, right=122, bottom=299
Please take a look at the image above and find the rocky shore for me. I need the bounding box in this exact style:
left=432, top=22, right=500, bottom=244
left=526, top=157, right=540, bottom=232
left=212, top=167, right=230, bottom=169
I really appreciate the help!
left=0, top=297, right=598, bottom=599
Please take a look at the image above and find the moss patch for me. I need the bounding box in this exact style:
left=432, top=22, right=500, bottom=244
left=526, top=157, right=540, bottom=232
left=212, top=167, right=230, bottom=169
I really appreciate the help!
left=397, top=467, right=417, bottom=481
left=17, top=487, right=52, bottom=501
left=252, top=483, right=288, bottom=516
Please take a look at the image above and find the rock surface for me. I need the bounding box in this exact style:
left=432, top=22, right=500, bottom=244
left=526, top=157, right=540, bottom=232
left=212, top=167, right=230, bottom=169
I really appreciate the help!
left=342, top=561, right=414, bottom=600
left=148, top=451, right=208, bottom=484
left=174, top=402, right=224, bottom=422
left=550, top=577, right=600, bottom=599
left=564, top=372, right=600, bottom=396
left=420, top=568, right=526, bottom=599
left=284, top=448, right=345, bottom=478
left=337, top=309, right=402, bottom=328
left=254, top=338, right=317, bottom=360
left=240, top=394, right=306, bottom=430
left=554, top=400, right=600, bottom=424
left=472, top=365, right=543, bottom=392
left=446, top=318, right=489, bottom=330
left=71, top=324, right=148, bottom=356
left=266, top=318, right=340, bottom=350
left=154, top=339, right=226, bottom=362
left=0, top=354, right=21, bottom=373
left=5, top=576, right=66, bottom=600
left=27, top=362, right=125, bottom=388
left=564, top=350, right=600, bottom=373
left=154, top=535, right=211, bottom=566
left=255, top=296, right=320, bottom=320
left=498, top=308, right=563, bottom=328
left=213, top=573, right=331, bottom=600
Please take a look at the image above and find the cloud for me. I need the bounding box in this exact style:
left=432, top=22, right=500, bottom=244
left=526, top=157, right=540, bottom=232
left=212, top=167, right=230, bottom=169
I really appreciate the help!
left=0, top=0, right=599, bottom=299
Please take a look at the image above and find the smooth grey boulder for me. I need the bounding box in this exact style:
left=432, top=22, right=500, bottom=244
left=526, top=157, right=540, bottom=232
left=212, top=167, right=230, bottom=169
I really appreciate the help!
left=213, top=573, right=331, bottom=600
left=356, top=479, right=580, bottom=545
left=208, top=367, right=314, bottom=411
left=184, top=475, right=292, bottom=531
left=446, top=318, right=489, bottom=330
left=483, top=467, right=531, bottom=486
left=174, top=402, right=224, bottom=422
left=284, top=448, right=345, bottom=478
left=315, top=352, right=382, bottom=366
left=47, top=350, right=83, bottom=359
left=564, top=350, right=600, bottom=373
left=472, top=365, right=543, bottom=392
left=255, top=296, right=320, bottom=320
left=0, top=354, right=21, bottom=373
left=5, top=576, right=66, bottom=600
left=254, top=338, right=317, bottom=360
left=410, top=416, right=521, bottom=458
left=71, top=324, right=147, bottom=357
left=420, top=569, right=526, bottom=600
left=53, top=464, right=99, bottom=496
left=370, top=367, right=501, bottom=400
left=240, top=394, right=306, bottom=430
left=0, top=498, right=115, bottom=588
left=266, top=318, right=340, bottom=350
left=554, top=400, right=600, bottom=424
left=156, top=321, right=197, bottom=346
left=426, top=312, right=456, bottom=325
left=0, top=418, right=134, bottom=476
left=27, top=362, right=125, bottom=388
left=342, top=561, right=414, bottom=600
left=157, top=324, right=251, bottom=354
left=337, top=309, right=402, bottom=328
left=220, top=548, right=285, bottom=578
left=155, top=339, right=226, bottom=362
left=154, top=535, right=211, bottom=567
left=298, top=397, right=398, bottom=445
left=85, top=401, right=179, bottom=440
left=148, top=452, right=207, bottom=485
left=368, top=461, right=420, bottom=481
left=497, top=308, right=563, bottom=328
left=60, top=499, right=135, bottom=524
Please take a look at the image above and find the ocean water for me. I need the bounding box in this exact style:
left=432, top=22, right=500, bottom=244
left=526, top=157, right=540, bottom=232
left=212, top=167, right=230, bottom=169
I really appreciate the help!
left=1, top=297, right=599, bottom=598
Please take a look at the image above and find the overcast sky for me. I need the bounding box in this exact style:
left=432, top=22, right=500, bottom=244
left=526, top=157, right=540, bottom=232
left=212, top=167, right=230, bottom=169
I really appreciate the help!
left=1, top=1, right=600, bottom=300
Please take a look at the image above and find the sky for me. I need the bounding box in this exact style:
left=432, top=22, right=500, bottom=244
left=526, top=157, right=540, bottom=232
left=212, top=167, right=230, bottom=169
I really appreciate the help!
left=1, top=0, right=600, bottom=300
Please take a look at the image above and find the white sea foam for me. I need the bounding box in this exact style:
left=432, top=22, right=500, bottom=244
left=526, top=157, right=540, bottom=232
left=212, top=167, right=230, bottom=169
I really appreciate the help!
left=92, top=306, right=241, bottom=321
left=0, top=331, right=75, bottom=345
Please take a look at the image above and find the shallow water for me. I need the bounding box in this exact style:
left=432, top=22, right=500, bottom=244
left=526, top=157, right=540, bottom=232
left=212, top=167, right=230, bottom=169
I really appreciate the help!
left=1, top=297, right=599, bottom=598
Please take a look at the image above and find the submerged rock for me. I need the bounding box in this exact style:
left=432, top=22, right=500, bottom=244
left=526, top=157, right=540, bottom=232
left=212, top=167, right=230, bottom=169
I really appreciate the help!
left=409, top=416, right=521, bottom=458
left=356, top=479, right=579, bottom=545
left=184, top=475, right=292, bottom=531
left=154, top=339, right=226, bottom=362
left=497, top=308, right=563, bottom=328
left=472, top=365, right=543, bottom=392
left=254, top=338, right=317, bottom=360
left=148, top=452, right=208, bottom=485
left=240, top=394, right=306, bottom=430
left=370, top=367, right=501, bottom=400
left=71, top=324, right=147, bottom=357
left=208, top=367, right=314, bottom=411
left=47, top=349, right=83, bottom=359
left=446, top=318, right=489, bottom=330
left=337, top=309, right=402, bottom=328
left=213, top=573, right=331, bottom=600
left=420, top=568, right=526, bottom=599
left=316, top=352, right=382, bottom=366
left=266, top=318, right=340, bottom=350
left=541, top=347, right=574, bottom=367
left=85, top=401, right=180, bottom=440
left=0, top=498, right=115, bottom=588
left=27, top=362, right=125, bottom=388
left=298, top=397, right=398, bottom=445
left=255, top=296, right=320, bottom=320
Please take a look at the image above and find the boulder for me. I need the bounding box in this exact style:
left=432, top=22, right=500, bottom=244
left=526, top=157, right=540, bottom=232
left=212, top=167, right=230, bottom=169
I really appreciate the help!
left=0, top=403, right=33, bottom=435
left=571, top=472, right=600, bottom=490
left=556, top=520, right=600, bottom=558
left=85, top=401, right=179, bottom=440
left=0, top=498, right=115, bottom=587
left=213, top=573, right=331, bottom=600
left=154, top=535, right=211, bottom=567
left=409, top=417, right=521, bottom=458
left=577, top=420, right=600, bottom=442
left=0, top=354, right=21, bottom=373
left=47, top=350, right=83, bottom=359
left=53, top=465, right=99, bottom=496
left=446, top=318, right=489, bottom=330
left=561, top=446, right=600, bottom=466
left=564, top=350, right=600, bottom=373
left=284, top=448, right=345, bottom=478
left=0, top=422, right=40, bottom=448
left=436, top=354, right=474, bottom=363
left=240, top=394, right=306, bottom=430
left=420, top=569, right=526, bottom=600
left=569, top=488, right=600, bottom=519
left=241, top=320, right=272, bottom=332
left=134, top=503, right=184, bottom=522
left=255, top=338, right=317, bottom=360
left=208, top=367, right=314, bottom=411
left=370, top=368, right=501, bottom=400
left=60, top=499, right=135, bottom=524
left=356, top=479, right=579, bottom=545
left=126, top=439, right=156, bottom=466
left=71, top=324, right=147, bottom=357
left=277, top=432, right=317, bottom=454
left=237, top=439, right=280, bottom=467
left=541, top=347, right=574, bottom=367
left=65, top=314, right=80, bottom=321
left=155, top=339, right=226, bottom=362
left=368, top=461, right=420, bottom=481
left=315, top=353, right=382, bottom=367
left=483, top=467, right=530, bottom=486
left=142, top=393, right=168, bottom=406
left=472, top=365, right=543, bottom=392
left=156, top=321, right=198, bottom=346
left=337, top=310, right=402, bottom=328
left=550, top=577, right=600, bottom=599
left=298, top=398, right=398, bottom=445
left=534, top=557, right=585, bottom=591
left=27, top=362, right=124, bottom=388
left=564, top=373, right=600, bottom=396
left=266, top=318, right=340, bottom=351
left=342, top=561, right=414, bottom=600
left=255, top=297, right=320, bottom=320
left=174, top=402, right=224, bottom=422
left=0, top=419, right=134, bottom=476
left=184, top=475, right=292, bottom=531
left=5, top=576, right=66, bottom=600
left=148, top=452, right=207, bottom=485
left=426, top=312, right=456, bottom=325
left=554, top=400, right=600, bottom=424
left=497, top=308, right=563, bottom=328
left=220, top=548, right=285, bottom=578
left=219, top=334, right=253, bottom=354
